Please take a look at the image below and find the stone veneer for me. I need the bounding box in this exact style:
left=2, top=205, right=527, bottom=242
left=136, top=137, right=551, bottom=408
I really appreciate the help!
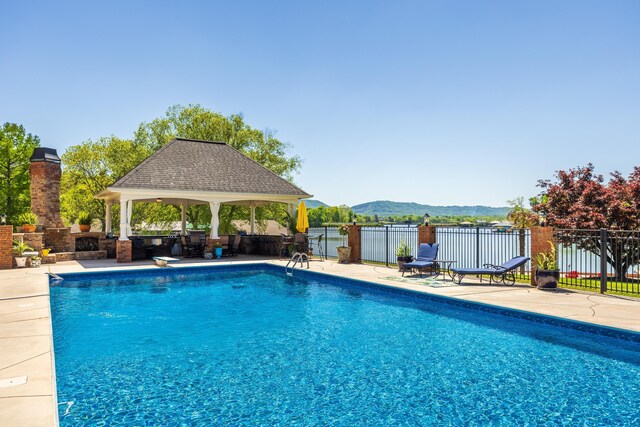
left=30, top=152, right=64, bottom=228
left=116, top=240, right=132, bottom=263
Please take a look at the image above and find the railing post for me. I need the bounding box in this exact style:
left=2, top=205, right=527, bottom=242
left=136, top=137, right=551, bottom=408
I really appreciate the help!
left=600, top=228, right=608, bottom=294
left=347, top=224, right=361, bottom=263
left=324, top=226, right=328, bottom=260
left=475, top=226, right=480, bottom=268
left=385, top=226, right=389, bottom=267
left=530, top=226, right=556, bottom=286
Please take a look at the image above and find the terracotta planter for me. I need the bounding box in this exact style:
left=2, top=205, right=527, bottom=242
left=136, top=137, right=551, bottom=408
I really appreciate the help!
left=337, top=246, right=351, bottom=263
left=22, top=224, right=36, bottom=233
left=535, top=269, right=560, bottom=290
left=79, top=225, right=91, bottom=232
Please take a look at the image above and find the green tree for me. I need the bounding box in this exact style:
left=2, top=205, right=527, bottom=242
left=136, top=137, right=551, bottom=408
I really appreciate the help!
left=0, top=123, right=40, bottom=223
left=60, top=137, right=152, bottom=228
left=506, top=197, right=539, bottom=228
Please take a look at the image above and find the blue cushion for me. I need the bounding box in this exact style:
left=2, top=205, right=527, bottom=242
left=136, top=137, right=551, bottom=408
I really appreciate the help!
left=416, top=243, right=439, bottom=261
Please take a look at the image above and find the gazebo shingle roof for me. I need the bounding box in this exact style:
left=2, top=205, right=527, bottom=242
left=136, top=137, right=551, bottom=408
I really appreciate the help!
left=110, top=138, right=310, bottom=196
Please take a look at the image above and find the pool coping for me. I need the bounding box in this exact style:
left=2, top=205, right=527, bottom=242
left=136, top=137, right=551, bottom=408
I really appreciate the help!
left=3, top=258, right=640, bottom=426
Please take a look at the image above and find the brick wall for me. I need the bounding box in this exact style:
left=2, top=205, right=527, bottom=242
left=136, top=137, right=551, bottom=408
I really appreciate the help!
left=530, top=226, right=555, bottom=285
left=417, top=226, right=436, bottom=245
left=347, top=224, right=361, bottom=263
left=30, top=160, right=64, bottom=228
left=0, top=225, right=12, bottom=270
left=116, top=240, right=132, bottom=263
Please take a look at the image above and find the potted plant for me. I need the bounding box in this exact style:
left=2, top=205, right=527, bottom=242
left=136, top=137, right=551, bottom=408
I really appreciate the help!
left=13, top=240, right=33, bottom=268
left=214, top=242, right=223, bottom=259
left=534, top=241, right=560, bottom=290
left=396, top=239, right=413, bottom=271
left=30, top=256, right=42, bottom=268
left=336, top=224, right=351, bottom=263
left=17, top=212, right=38, bottom=233
left=77, top=212, right=92, bottom=232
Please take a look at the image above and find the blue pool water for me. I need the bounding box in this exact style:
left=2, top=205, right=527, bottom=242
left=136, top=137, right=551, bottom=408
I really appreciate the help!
left=51, top=265, right=640, bottom=426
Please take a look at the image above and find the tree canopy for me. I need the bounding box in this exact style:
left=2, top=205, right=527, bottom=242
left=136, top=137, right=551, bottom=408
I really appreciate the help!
left=60, top=105, right=303, bottom=233
left=0, top=123, right=40, bottom=223
left=532, top=164, right=640, bottom=279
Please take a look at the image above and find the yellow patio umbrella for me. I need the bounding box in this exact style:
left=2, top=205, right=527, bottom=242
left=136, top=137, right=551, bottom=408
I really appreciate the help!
left=296, top=201, right=309, bottom=233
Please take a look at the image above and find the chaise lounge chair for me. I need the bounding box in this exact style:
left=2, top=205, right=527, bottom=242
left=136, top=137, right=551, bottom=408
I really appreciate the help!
left=401, top=243, right=439, bottom=277
left=450, top=256, right=530, bottom=285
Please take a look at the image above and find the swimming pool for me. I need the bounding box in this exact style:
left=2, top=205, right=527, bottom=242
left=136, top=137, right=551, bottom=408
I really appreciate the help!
left=51, top=264, right=640, bottom=425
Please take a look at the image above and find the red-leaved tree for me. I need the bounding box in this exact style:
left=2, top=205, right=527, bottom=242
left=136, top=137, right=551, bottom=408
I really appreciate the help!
left=532, top=164, right=640, bottom=280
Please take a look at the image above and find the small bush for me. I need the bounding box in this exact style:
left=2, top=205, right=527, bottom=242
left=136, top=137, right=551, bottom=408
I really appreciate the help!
left=17, top=212, right=38, bottom=225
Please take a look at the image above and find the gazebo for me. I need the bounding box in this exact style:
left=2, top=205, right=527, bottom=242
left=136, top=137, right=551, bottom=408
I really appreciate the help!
left=96, top=138, right=311, bottom=243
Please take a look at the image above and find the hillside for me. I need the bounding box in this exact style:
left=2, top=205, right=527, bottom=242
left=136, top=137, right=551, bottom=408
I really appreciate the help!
left=351, top=200, right=510, bottom=217
left=303, top=199, right=329, bottom=208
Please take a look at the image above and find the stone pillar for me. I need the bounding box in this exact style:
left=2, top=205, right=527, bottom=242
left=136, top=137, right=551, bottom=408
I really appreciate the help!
left=347, top=224, right=361, bottom=263
left=530, top=226, right=555, bottom=285
left=116, top=240, right=132, bottom=263
left=0, top=225, right=13, bottom=270
left=30, top=148, right=64, bottom=228
left=418, top=225, right=436, bottom=245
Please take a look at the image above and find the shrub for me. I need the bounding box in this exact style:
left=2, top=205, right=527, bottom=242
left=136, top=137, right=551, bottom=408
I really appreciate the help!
left=17, top=212, right=38, bottom=225
left=396, top=239, right=412, bottom=257
left=534, top=241, right=558, bottom=270
left=77, top=212, right=92, bottom=226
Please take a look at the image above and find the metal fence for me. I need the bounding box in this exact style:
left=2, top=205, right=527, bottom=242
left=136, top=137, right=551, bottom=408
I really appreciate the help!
left=307, top=225, right=640, bottom=295
left=360, top=226, right=419, bottom=265
left=436, top=227, right=531, bottom=276
left=555, top=229, right=640, bottom=296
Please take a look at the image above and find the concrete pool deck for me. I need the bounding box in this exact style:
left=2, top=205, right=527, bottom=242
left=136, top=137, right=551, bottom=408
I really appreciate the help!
left=1, top=257, right=640, bottom=426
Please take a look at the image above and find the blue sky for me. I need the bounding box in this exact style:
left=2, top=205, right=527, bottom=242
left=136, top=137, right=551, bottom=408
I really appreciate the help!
left=1, top=0, right=639, bottom=207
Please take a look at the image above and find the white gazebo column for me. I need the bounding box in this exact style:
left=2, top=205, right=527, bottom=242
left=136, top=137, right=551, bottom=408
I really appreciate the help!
left=126, top=200, right=133, bottom=236
left=181, top=203, right=187, bottom=235
left=119, top=196, right=129, bottom=240
left=105, top=200, right=112, bottom=234
left=250, top=203, right=256, bottom=235
left=209, top=201, right=220, bottom=239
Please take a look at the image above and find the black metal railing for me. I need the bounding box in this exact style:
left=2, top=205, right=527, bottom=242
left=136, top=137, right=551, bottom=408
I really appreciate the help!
left=361, top=226, right=419, bottom=266
left=436, top=227, right=531, bottom=277
left=555, top=229, right=640, bottom=295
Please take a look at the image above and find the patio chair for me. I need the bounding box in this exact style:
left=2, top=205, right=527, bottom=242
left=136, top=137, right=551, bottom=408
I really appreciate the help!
left=401, top=243, right=439, bottom=277
left=450, top=256, right=530, bottom=286
left=293, top=233, right=308, bottom=254
left=280, top=233, right=294, bottom=258
left=230, top=233, right=241, bottom=256
left=180, top=235, right=203, bottom=258
left=219, top=235, right=230, bottom=256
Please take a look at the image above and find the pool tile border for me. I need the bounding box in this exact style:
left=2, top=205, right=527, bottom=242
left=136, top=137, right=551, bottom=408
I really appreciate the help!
left=55, top=263, right=640, bottom=344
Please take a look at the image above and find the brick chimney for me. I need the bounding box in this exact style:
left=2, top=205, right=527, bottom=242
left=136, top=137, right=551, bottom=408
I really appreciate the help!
left=30, top=147, right=64, bottom=228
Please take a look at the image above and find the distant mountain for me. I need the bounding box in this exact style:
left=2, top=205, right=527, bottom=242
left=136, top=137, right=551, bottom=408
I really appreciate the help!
left=304, top=199, right=329, bottom=208
left=351, top=200, right=510, bottom=217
